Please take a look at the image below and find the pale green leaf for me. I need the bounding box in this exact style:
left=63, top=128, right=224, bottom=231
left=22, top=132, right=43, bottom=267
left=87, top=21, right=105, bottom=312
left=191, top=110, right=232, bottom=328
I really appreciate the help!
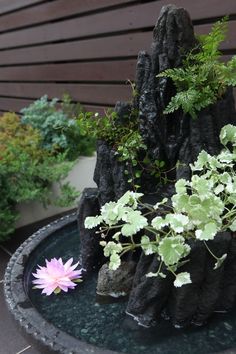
left=166, top=213, right=190, bottom=233
left=84, top=215, right=103, bottom=229
left=229, top=219, right=236, bottom=232
left=158, top=236, right=191, bottom=266
left=190, top=150, right=209, bottom=171
left=220, top=124, right=236, bottom=146
left=214, top=253, right=227, bottom=270
left=153, top=197, right=168, bottom=210
left=195, top=222, right=218, bottom=241
left=151, top=216, right=168, bottom=230
left=103, top=242, right=123, bottom=257
left=214, top=184, right=224, bottom=195
left=141, top=235, right=158, bottom=255
left=109, top=252, right=121, bottom=270
left=121, top=210, right=148, bottom=236
left=118, top=190, right=143, bottom=209
left=146, top=271, right=158, bottom=278
left=175, top=179, right=188, bottom=194
left=174, top=272, right=192, bottom=287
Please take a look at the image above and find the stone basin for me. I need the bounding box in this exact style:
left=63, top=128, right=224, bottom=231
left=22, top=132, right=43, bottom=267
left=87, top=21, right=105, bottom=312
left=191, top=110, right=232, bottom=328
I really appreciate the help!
left=4, top=213, right=236, bottom=354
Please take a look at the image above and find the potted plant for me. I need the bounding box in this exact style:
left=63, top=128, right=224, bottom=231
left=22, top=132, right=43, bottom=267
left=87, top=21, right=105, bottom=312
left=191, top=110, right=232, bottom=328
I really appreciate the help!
left=0, top=95, right=96, bottom=241
left=3, top=6, right=236, bottom=354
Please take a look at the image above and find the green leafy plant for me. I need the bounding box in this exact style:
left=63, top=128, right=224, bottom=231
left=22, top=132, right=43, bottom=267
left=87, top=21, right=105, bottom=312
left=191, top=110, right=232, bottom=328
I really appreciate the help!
left=78, top=108, right=167, bottom=189
left=21, top=95, right=95, bottom=161
left=0, top=112, right=78, bottom=242
left=85, top=124, right=236, bottom=287
left=158, top=17, right=236, bottom=118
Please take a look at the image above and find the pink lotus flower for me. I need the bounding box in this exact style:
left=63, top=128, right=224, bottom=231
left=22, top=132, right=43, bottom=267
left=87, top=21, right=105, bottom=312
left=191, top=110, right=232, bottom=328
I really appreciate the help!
left=32, top=258, right=83, bottom=296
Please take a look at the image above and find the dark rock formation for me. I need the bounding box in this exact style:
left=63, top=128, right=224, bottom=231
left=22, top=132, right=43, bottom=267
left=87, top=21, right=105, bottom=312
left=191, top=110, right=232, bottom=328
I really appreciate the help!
left=96, top=261, right=136, bottom=297
left=77, top=188, right=104, bottom=271
left=78, top=4, right=236, bottom=328
left=169, top=232, right=232, bottom=327
left=126, top=253, right=173, bottom=328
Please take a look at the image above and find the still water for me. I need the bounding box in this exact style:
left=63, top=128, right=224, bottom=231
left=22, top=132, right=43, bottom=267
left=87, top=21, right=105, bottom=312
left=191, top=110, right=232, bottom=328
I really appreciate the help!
left=26, top=222, right=236, bottom=354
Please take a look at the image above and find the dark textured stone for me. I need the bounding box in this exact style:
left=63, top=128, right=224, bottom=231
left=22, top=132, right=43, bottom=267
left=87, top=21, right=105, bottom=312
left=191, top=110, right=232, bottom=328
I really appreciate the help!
left=192, top=232, right=232, bottom=325
left=136, top=5, right=197, bottom=169
left=78, top=4, right=236, bottom=329
left=177, top=88, right=236, bottom=180
left=167, top=240, right=207, bottom=327
left=217, top=236, right=236, bottom=311
left=96, top=261, right=136, bottom=297
left=93, top=102, right=131, bottom=206
left=168, top=233, right=232, bottom=328
left=77, top=188, right=103, bottom=272
left=126, top=253, right=173, bottom=327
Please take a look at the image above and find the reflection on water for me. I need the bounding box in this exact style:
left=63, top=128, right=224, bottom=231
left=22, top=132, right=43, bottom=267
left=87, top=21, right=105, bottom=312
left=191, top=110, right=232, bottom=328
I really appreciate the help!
left=26, top=222, right=236, bottom=354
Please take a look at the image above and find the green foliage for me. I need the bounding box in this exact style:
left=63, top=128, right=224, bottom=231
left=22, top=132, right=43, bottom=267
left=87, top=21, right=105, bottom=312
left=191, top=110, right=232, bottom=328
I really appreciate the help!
left=78, top=108, right=167, bottom=189
left=85, top=124, right=236, bottom=287
left=0, top=112, right=79, bottom=242
left=77, top=108, right=139, bottom=145
left=158, top=17, right=236, bottom=118
left=21, top=95, right=95, bottom=160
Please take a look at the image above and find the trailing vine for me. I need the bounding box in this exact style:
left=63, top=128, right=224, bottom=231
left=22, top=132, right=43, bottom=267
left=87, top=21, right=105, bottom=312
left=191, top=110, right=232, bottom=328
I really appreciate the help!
left=77, top=105, right=167, bottom=190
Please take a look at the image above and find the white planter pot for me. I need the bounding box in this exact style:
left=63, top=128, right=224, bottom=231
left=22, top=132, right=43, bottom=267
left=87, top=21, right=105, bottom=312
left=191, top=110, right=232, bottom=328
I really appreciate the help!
left=16, top=155, right=97, bottom=228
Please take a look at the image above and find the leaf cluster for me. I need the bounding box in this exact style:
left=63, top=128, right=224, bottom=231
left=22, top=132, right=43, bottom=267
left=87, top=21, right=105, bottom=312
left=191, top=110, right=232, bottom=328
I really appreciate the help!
left=21, top=95, right=95, bottom=160
left=78, top=108, right=167, bottom=189
left=85, top=123, right=236, bottom=287
left=158, top=17, right=236, bottom=118
left=0, top=112, right=79, bottom=241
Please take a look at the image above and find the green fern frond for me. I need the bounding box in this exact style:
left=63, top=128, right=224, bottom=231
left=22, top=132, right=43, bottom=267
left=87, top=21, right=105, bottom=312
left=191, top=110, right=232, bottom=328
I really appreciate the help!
left=157, top=17, right=236, bottom=118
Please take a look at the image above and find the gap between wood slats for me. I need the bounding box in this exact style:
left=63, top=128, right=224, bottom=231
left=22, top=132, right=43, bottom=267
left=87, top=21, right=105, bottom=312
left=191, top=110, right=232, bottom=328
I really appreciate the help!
left=0, top=21, right=235, bottom=67
left=0, top=2, right=235, bottom=50
left=0, top=96, right=111, bottom=114
left=0, top=0, right=139, bottom=33
left=0, top=0, right=46, bottom=16
left=0, top=83, right=132, bottom=105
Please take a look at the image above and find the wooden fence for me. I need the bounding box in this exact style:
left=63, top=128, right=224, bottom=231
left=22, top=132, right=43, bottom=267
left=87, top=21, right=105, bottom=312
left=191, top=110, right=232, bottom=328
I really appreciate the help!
left=0, top=0, right=235, bottom=114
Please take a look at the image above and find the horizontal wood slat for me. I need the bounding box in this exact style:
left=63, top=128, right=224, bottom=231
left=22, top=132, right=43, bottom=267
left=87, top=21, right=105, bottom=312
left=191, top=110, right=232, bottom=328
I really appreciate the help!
left=0, top=0, right=44, bottom=15
left=0, top=60, right=136, bottom=82
left=0, top=2, right=236, bottom=50
left=0, top=0, right=235, bottom=35
left=0, top=83, right=132, bottom=105
left=0, top=97, right=34, bottom=112
left=0, top=0, right=138, bottom=33
left=0, top=32, right=151, bottom=65
left=0, top=19, right=235, bottom=67
left=0, top=54, right=233, bottom=82
left=0, top=4, right=154, bottom=49
left=0, top=97, right=109, bottom=115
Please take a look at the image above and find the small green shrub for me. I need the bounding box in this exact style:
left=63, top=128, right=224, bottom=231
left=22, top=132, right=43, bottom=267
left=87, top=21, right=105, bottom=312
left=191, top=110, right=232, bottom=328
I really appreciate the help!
left=0, top=112, right=78, bottom=242
left=21, top=95, right=95, bottom=161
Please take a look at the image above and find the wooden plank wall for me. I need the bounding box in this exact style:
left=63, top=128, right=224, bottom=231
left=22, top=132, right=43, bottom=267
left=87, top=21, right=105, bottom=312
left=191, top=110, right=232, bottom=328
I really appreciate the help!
left=0, top=0, right=235, bottom=114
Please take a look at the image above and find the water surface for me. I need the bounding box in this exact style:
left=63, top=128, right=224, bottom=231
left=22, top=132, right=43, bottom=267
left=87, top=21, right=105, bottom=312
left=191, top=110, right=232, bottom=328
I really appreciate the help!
left=26, top=222, right=236, bottom=354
